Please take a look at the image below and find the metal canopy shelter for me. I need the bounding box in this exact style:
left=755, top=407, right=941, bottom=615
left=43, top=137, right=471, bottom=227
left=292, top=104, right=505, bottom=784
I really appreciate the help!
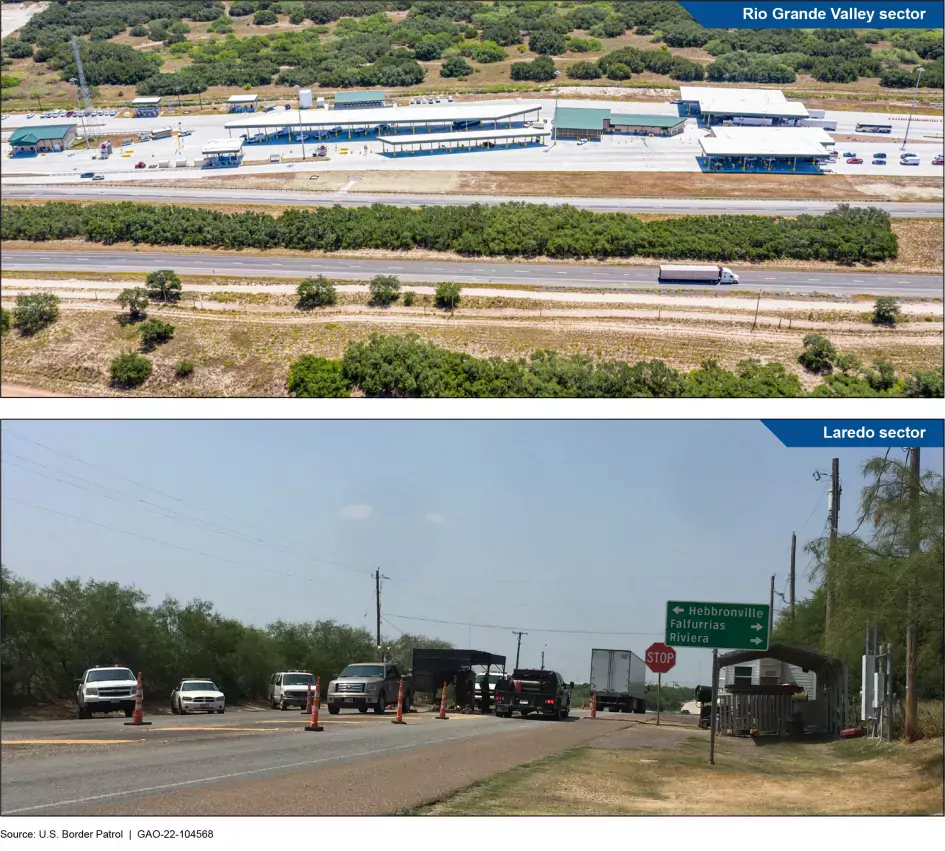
left=378, top=126, right=550, bottom=156
left=411, top=649, right=507, bottom=710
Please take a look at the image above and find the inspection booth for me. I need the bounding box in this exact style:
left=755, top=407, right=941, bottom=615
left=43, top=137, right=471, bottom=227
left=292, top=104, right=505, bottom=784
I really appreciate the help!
left=131, top=96, right=162, bottom=118
left=201, top=138, right=244, bottom=167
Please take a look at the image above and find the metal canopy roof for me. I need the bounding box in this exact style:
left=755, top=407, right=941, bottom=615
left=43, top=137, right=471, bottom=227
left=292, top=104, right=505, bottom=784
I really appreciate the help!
left=554, top=106, right=610, bottom=131
left=334, top=90, right=385, bottom=104
left=718, top=642, right=845, bottom=673
left=610, top=113, right=686, bottom=128
left=225, top=102, right=542, bottom=131
left=227, top=94, right=258, bottom=103
left=202, top=138, right=245, bottom=154
left=701, top=127, right=834, bottom=157
left=9, top=124, right=75, bottom=144
left=131, top=97, right=162, bottom=105
left=679, top=86, right=809, bottom=119
left=378, top=126, right=551, bottom=146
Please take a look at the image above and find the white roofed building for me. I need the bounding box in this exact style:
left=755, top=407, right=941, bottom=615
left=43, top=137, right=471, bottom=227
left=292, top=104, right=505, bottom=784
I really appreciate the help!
left=679, top=86, right=809, bottom=126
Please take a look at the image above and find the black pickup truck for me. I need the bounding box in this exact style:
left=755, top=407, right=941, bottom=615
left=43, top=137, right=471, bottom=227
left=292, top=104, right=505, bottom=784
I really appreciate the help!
left=495, top=669, right=573, bottom=720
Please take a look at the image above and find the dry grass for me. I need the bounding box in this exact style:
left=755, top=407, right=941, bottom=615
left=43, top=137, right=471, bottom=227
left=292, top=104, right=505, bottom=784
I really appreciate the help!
left=422, top=736, right=944, bottom=816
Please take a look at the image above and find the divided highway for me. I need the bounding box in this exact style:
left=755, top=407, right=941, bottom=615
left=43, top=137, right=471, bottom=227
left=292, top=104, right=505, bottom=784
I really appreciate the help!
left=2, top=184, right=943, bottom=218
left=2, top=249, right=941, bottom=297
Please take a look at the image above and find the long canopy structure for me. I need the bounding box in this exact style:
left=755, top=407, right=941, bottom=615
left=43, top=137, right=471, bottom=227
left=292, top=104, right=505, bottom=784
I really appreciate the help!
left=411, top=649, right=507, bottom=695
left=679, top=86, right=809, bottom=122
left=700, top=126, right=835, bottom=158
left=378, top=125, right=551, bottom=155
left=225, top=102, right=543, bottom=136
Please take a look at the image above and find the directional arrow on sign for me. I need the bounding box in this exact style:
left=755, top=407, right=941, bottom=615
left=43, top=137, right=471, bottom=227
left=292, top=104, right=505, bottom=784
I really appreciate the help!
left=751, top=623, right=763, bottom=631
left=672, top=606, right=684, bottom=614
left=751, top=637, right=763, bottom=645
left=665, top=600, right=770, bottom=651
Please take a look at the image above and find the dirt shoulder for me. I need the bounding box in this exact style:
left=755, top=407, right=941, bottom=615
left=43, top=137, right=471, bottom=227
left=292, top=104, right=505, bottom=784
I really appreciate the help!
left=421, top=731, right=944, bottom=816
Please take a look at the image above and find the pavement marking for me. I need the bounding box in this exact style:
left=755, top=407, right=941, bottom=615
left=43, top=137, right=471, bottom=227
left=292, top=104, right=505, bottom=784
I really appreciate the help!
left=151, top=726, right=288, bottom=733
left=1, top=730, right=489, bottom=815
left=2, top=739, right=144, bottom=745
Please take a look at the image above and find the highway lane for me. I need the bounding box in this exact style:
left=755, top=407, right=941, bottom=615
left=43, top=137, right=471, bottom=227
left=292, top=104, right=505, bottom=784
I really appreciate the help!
left=2, top=184, right=943, bottom=218
left=3, top=249, right=941, bottom=297
left=1, top=709, right=520, bottom=815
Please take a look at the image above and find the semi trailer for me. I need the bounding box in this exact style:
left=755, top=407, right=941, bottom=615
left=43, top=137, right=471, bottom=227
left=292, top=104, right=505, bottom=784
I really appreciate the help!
left=589, top=648, right=646, bottom=714
left=658, top=264, right=739, bottom=285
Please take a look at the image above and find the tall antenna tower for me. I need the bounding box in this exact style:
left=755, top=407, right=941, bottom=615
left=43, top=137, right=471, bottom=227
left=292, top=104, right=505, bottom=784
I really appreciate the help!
left=70, top=36, right=103, bottom=140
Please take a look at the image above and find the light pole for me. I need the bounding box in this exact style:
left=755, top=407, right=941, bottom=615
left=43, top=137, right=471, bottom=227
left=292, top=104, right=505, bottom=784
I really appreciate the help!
left=295, top=85, right=306, bottom=159
left=902, top=67, right=924, bottom=150
left=552, top=69, right=560, bottom=145
left=69, top=78, right=90, bottom=151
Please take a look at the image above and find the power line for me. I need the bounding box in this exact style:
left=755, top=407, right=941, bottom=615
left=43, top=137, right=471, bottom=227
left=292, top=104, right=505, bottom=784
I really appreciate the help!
left=1, top=495, right=366, bottom=594
left=386, top=612, right=663, bottom=636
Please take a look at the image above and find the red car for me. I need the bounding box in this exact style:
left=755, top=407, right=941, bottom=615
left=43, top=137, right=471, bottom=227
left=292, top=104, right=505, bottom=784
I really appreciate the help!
left=134, top=161, right=146, bottom=169
left=846, top=157, right=863, bottom=164
left=933, top=156, right=944, bottom=166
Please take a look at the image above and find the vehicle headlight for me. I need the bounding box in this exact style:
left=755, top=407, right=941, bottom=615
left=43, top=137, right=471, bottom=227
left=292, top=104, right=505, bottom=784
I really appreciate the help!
left=85, top=688, right=99, bottom=696
left=328, top=682, right=336, bottom=693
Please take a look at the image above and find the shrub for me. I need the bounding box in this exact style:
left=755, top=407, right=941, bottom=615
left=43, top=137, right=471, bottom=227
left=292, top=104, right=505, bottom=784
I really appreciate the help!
left=1, top=307, right=10, bottom=334
left=138, top=318, right=175, bottom=349
left=529, top=30, right=566, bottom=56
left=566, top=61, right=601, bottom=80
left=253, top=9, right=278, bottom=26
left=116, top=287, right=148, bottom=320
left=174, top=359, right=196, bottom=379
left=798, top=333, right=837, bottom=374
left=110, top=352, right=152, bottom=388
left=296, top=276, right=337, bottom=309
left=145, top=269, right=182, bottom=302
left=402, top=291, right=416, bottom=307
left=13, top=292, right=59, bottom=335
left=872, top=296, right=902, bottom=326
left=369, top=275, right=401, bottom=306
left=510, top=55, right=557, bottom=82
left=4, top=39, right=33, bottom=59
left=441, top=57, right=473, bottom=78
left=287, top=355, right=350, bottom=397
left=472, top=41, right=506, bottom=64
left=129, top=24, right=149, bottom=37
left=434, top=281, right=462, bottom=310
left=605, top=61, right=632, bottom=81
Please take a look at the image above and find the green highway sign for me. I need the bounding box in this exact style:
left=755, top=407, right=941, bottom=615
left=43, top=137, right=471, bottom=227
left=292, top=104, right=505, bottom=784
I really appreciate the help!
left=665, top=600, right=770, bottom=651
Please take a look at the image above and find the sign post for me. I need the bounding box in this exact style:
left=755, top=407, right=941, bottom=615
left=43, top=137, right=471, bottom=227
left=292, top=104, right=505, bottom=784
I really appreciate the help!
left=709, top=649, right=718, bottom=766
left=657, top=673, right=661, bottom=726
left=645, top=642, right=677, bottom=727
left=665, top=600, right=770, bottom=651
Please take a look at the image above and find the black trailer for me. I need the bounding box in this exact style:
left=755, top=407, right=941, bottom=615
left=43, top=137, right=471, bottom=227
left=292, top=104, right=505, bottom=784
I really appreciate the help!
left=411, top=649, right=507, bottom=713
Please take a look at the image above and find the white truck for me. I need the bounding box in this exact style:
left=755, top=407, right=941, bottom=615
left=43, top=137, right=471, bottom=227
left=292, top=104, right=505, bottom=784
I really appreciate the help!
left=658, top=264, right=739, bottom=285
left=75, top=665, right=138, bottom=718
left=151, top=127, right=173, bottom=140
left=589, top=649, right=646, bottom=714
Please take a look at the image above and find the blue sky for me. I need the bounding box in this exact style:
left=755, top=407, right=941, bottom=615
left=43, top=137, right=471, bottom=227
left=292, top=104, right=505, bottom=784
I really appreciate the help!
left=2, top=421, right=941, bottom=687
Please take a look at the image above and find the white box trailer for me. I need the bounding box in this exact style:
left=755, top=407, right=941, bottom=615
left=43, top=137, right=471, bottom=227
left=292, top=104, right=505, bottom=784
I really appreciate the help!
left=151, top=127, right=173, bottom=140
left=799, top=118, right=838, bottom=131
left=658, top=264, right=739, bottom=285
left=590, top=649, right=646, bottom=714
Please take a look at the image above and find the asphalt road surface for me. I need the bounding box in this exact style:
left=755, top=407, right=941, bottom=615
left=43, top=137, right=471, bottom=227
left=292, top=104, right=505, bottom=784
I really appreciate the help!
left=2, top=184, right=942, bottom=219
left=3, top=249, right=940, bottom=296
left=1, top=709, right=625, bottom=816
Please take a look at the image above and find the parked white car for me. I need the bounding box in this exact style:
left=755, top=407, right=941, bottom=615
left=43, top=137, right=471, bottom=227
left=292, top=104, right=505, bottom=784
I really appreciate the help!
left=170, top=679, right=225, bottom=714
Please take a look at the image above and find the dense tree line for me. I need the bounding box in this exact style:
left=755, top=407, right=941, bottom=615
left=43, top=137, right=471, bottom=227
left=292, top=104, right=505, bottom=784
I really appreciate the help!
left=771, top=457, right=944, bottom=711
left=1, top=203, right=899, bottom=265
left=1, top=565, right=451, bottom=708
left=285, top=333, right=941, bottom=399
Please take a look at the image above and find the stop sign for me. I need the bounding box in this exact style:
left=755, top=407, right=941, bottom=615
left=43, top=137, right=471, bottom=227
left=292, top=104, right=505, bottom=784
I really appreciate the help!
left=645, top=642, right=676, bottom=674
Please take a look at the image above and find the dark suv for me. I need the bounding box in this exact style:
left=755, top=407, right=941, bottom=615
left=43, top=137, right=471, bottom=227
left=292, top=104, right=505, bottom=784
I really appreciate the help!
left=495, top=669, right=573, bottom=720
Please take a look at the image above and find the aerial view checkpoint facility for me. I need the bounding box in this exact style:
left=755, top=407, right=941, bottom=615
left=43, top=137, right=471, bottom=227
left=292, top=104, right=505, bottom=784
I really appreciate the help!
left=4, top=83, right=941, bottom=177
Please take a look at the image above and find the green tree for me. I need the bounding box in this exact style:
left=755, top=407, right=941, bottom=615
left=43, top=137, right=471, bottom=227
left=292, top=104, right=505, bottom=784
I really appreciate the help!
left=441, top=56, right=473, bottom=78
left=510, top=55, right=557, bottom=81
left=605, top=61, right=632, bottom=81
left=369, top=275, right=401, bottom=306
left=116, top=287, right=148, bottom=321
left=472, top=41, right=505, bottom=64
left=402, top=291, right=417, bottom=307
left=566, top=61, right=601, bottom=80
left=287, top=355, right=351, bottom=397
left=109, top=352, right=153, bottom=388
left=529, top=29, right=566, bottom=56
left=798, top=333, right=837, bottom=374
left=13, top=292, right=59, bottom=336
left=872, top=296, right=902, bottom=326
left=1, top=308, right=10, bottom=335
left=145, top=269, right=182, bottom=303
left=434, top=281, right=462, bottom=310
left=253, top=9, right=279, bottom=26
left=138, top=318, right=175, bottom=350
left=296, top=276, right=337, bottom=309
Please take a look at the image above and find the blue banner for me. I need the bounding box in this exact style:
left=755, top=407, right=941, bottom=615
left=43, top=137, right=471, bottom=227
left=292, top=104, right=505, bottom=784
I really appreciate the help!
left=762, top=420, right=943, bottom=447
left=681, top=1, right=943, bottom=29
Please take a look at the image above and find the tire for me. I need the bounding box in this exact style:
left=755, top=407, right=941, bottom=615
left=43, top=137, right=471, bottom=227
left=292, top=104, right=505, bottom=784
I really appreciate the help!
left=171, top=701, right=179, bottom=715
left=520, top=710, right=530, bottom=718
left=77, top=703, right=90, bottom=719
left=280, top=699, right=288, bottom=711
left=402, top=692, right=411, bottom=714
left=178, top=700, right=187, bottom=715
left=328, top=705, right=340, bottom=715
left=374, top=693, right=386, bottom=714
left=358, top=706, right=368, bottom=714
left=124, top=706, right=134, bottom=718
left=217, top=708, right=225, bottom=714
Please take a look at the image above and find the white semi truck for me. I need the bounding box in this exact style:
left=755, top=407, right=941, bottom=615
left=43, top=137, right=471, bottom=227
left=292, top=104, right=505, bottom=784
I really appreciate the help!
left=658, top=264, right=739, bottom=285
left=589, top=648, right=646, bottom=714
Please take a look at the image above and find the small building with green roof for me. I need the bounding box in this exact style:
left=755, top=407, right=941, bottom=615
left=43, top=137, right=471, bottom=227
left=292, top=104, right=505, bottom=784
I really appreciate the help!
left=553, top=106, right=610, bottom=140
left=8, top=123, right=76, bottom=155
left=608, top=113, right=687, bottom=136
left=552, top=107, right=687, bottom=140
left=333, top=90, right=386, bottom=110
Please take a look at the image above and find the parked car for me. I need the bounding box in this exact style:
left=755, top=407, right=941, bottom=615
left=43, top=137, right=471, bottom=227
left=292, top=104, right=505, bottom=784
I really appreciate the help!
left=75, top=666, right=137, bottom=718
left=135, top=161, right=146, bottom=168
left=93, top=174, right=105, bottom=180
left=447, top=95, right=453, bottom=102
left=326, top=662, right=412, bottom=715
left=170, top=679, right=225, bottom=714
left=409, top=99, right=416, bottom=105
left=26, top=113, right=35, bottom=119
left=268, top=670, right=316, bottom=710
left=873, top=152, right=886, bottom=159
left=933, top=155, right=944, bottom=165
left=577, top=138, right=588, bottom=145
left=80, top=171, right=95, bottom=178
left=846, top=158, right=863, bottom=164
left=842, top=151, right=855, bottom=158
left=872, top=158, right=886, bottom=165
left=495, top=669, right=573, bottom=720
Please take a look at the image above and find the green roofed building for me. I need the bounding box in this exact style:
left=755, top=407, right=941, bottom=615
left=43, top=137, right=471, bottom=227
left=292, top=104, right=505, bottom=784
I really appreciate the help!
left=553, top=107, right=687, bottom=140
left=609, top=113, right=686, bottom=136
left=9, top=123, right=76, bottom=154
left=333, top=90, right=386, bottom=110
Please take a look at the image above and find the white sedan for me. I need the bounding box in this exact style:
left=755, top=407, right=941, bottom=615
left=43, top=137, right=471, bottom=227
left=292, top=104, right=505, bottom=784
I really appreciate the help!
left=170, top=679, right=226, bottom=714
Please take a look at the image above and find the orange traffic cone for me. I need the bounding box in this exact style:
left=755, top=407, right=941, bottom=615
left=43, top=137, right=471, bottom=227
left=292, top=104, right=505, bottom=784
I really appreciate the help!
left=590, top=691, right=597, bottom=719
left=391, top=679, right=407, bottom=725
left=302, top=681, right=312, bottom=714
left=124, top=671, right=152, bottom=726
left=305, top=677, right=324, bottom=732
left=435, top=681, right=449, bottom=720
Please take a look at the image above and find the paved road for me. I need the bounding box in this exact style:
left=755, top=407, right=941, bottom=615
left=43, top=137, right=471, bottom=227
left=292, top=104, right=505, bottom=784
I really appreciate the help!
left=0, top=708, right=524, bottom=815
left=3, top=249, right=940, bottom=296
left=2, top=184, right=943, bottom=218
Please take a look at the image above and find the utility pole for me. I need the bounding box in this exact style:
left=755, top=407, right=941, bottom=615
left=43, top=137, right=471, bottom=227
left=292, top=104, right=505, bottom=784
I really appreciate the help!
left=512, top=631, right=527, bottom=670
left=769, top=574, right=775, bottom=635
left=375, top=569, right=382, bottom=662
left=826, top=458, right=840, bottom=645
left=789, top=532, right=796, bottom=641
left=541, top=649, right=545, bottom=670
left=905, top=447, right=921, bottom=742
